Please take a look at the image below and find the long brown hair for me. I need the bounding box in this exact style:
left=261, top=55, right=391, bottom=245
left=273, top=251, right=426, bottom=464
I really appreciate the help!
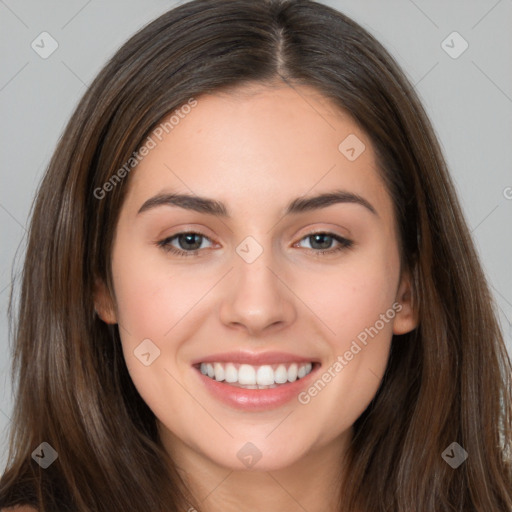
left=1, top=0, right=511, bottom=510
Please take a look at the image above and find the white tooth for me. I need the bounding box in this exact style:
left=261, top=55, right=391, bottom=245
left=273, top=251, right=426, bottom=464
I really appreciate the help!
left=225, top=363, right=238, bottom=383
left=214, top=362, right=225, bottom=381
left=238, top=364, right=256, bottom=385
left=242, top=385, right=258, bottom=389
left=298, top=364, right=307, bottom=379
left=287, top=363, right=298, bottom=382
left=200, top=363, right=208, bottom=375
left=305, top=362, right=313, bottom=374
left=274, top=364, right=288, bottom=384
left=206, top=363, right=215, bottom=378
left=256, top=365, right=274, bottom=386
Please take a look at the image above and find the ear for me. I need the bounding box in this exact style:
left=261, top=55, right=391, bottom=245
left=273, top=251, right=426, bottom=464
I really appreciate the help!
left=93, top=278, right=118, bottom=324
left=392, top=270, right=418, bottom=335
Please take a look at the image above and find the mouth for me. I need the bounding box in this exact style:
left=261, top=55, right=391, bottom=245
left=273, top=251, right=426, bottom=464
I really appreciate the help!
left=192, top=354, right=321, bottom=411
left=194, top=361, right=316, bottom=389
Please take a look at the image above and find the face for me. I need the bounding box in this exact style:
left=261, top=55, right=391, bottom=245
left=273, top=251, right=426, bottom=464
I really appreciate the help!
left=95, top=83, right=417, bottom=472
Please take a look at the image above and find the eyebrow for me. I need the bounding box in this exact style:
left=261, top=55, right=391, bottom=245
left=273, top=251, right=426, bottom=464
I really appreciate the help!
left=137, top=189, right=378, bottom=218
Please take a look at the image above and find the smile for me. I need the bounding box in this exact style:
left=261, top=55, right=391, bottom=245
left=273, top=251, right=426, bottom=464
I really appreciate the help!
left=198, top=361, right=314, bottom=389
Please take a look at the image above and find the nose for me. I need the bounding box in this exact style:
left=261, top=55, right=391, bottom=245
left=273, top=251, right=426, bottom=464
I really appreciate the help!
left=219, top=245, right=297, bottom=336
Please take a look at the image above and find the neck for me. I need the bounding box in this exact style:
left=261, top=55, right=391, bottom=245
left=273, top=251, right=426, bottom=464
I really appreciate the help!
left=160, top=425, right=353, bottom=512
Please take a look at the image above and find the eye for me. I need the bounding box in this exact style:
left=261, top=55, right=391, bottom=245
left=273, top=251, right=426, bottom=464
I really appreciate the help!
left=295, top=232, right=353, bottom=256
left=156, top=230, right=353, bottom=258
left=157, top=232, right=214, bottom=257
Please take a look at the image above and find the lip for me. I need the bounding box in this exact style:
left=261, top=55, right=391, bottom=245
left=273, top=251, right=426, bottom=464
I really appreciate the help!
left=193, top=357, right=321, bottom=411
left=191, top=351, right=320, bottom=366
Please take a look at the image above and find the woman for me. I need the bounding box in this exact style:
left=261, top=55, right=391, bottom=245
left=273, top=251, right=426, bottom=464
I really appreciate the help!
left=1, top=0, right=511, bottom=510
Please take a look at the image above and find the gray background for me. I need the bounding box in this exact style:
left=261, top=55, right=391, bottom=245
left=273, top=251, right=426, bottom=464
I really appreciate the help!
left=1, top=0, right=511, bottom=470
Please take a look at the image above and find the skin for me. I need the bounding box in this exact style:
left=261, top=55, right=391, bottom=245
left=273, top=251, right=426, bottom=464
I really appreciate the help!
left=95, top=82, right=418, bottom=512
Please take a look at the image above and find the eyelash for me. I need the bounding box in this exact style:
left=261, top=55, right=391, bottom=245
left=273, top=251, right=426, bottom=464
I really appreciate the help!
left=156, top=231, right=354, bottom=258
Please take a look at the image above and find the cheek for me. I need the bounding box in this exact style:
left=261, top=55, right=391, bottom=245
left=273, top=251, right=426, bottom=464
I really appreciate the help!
left=297, top=252, right=400, bottom=348
left=109, top=243, right=198, bottom=422
left=292, top=246, right=399, bottom=399
left=293, top=248, right=400, bottom=435
left=109, top=240, right=217, bottom=384
left=110, top=239, right=189, bottom=339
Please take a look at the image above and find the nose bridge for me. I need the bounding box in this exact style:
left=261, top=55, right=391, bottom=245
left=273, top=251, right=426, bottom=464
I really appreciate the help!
left=234, top=233, right=283, bottom=306
left=218, top=233, right=296, bottom=334
left=236, top=241, right=277, bottom=293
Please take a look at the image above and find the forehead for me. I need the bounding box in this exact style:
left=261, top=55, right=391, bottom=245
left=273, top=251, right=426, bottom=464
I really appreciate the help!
left=122, top=83, right=393, bottom=223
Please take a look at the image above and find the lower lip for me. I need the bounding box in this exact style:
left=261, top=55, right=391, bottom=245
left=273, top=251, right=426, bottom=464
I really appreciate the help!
left=195, top=364, right=320, bottom=411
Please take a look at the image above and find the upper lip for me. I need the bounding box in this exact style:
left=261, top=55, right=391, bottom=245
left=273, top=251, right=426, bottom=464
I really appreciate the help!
left=191, top=351, right=320, bottom=366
